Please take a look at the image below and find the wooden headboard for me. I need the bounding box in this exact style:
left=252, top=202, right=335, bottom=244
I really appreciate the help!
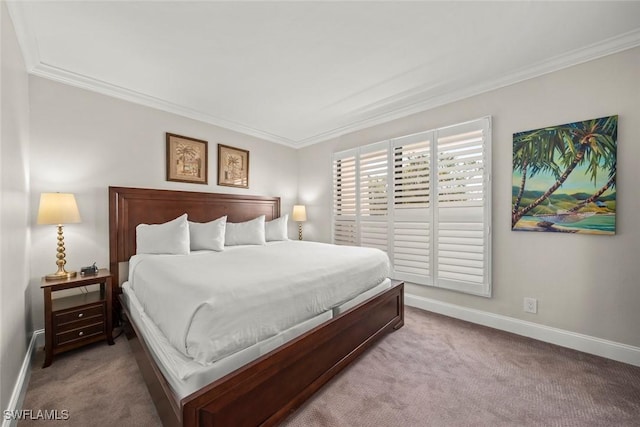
left=108, top=186, right=280, bottom=286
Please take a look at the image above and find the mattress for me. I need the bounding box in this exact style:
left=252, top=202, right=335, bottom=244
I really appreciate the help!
left=122, top=277, right=392, bottom=401
left=333, top=278, right=391, bottom=316
left=122, top=282, right=333, bottom=400
left=127, top=241, right=390, bottom=364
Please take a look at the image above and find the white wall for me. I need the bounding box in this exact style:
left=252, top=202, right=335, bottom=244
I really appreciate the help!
left=28, top=77, right=299, bottom=330
left=298, top=47, right=640, bottom=348
left=0, top=0, right=31, bottom=413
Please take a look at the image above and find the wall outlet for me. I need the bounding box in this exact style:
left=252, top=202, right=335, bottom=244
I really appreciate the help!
left=524, top=297, right=538, bottom=314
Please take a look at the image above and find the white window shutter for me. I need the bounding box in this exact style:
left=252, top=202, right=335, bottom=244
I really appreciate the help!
left=392, top=221, right=430, bottom=285
left=391, top=132, right=432, bottom=285
left=359, top=142, right=389, bottom=252
left=332, top=150, right=357, bottom=246
left=331, top=117, right=491, bottom=297
left=436, top=118, right=491, bottom=296
left=393, top=134, right=431, bottom=210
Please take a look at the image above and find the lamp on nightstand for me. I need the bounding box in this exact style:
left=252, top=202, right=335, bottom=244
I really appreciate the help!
left=292, top=205, right=307, bottom=241
left=37, top=193, right=82, bottom=280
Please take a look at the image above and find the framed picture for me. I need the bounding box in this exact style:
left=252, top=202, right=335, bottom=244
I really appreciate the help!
left=512, top=115, right=617, bottom=235
left=166, top=133, right=208, bottom=184
left=217, top=144, right=249, bottom=188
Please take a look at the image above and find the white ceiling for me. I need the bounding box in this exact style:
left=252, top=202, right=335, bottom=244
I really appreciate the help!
left=7, top=1, right=640, bottom=147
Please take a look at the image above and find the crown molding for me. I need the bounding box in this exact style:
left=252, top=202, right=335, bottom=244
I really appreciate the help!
left=295, top=28, right=640, bottom=148
left=5, top=0, right=40, bottom=71
left=30, top=62, right=298, bottom=148
left=7, top=0, right=640, bottom=149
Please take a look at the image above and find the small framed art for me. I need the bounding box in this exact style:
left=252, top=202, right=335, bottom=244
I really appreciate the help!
left=217, top=144, right=249, bottom=188
left=166, top=133, right=208, bottom=184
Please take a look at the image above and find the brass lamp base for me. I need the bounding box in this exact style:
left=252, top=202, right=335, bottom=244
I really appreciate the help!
left=45, top=269, right=77, bottom=281
left=44, top=224, right=77, bottom=281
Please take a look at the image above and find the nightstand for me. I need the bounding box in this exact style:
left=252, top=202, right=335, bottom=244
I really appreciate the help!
left=41, top=268, right=114, bottom=367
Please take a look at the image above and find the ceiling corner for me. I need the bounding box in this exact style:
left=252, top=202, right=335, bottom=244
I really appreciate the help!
left=5, top=0, right=40, bottom=71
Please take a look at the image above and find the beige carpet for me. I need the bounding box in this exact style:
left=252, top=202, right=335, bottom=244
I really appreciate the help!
left=19, top=307, right=640, bottom=426
left=19, top=330, right=161, bottom=427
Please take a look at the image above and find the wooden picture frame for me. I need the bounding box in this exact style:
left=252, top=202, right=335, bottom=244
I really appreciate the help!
left=166, top=133, right=208, bottom=185
left=217, top=144, right=249, bottom=188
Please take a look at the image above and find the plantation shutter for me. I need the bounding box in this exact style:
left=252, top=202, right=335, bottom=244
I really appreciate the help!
left=435, top=118, right=491, bottom=295
left=391, top=132, right=432, bottom=285
left=331, top=117, right=491, bottom=297
left=359, top=142, right=389, bottom=252
left=332, top=150, right=357, bottom=246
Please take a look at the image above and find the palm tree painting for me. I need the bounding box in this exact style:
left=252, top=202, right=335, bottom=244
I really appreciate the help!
left=217, top=144, right=249, bottom=188
left=176, top=143, right=201, bottom=177
left=166, top=133, right=208, bottom=184
left=512, top=115, right=617, bottom=234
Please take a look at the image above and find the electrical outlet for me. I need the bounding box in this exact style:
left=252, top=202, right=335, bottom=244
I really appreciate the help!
left=524, top=297, right=537, bottom=314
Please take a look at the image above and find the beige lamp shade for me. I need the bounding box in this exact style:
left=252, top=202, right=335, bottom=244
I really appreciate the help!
left=37, top=193, right=82, bottom=225
left=292, top=205, right=307, bottom=222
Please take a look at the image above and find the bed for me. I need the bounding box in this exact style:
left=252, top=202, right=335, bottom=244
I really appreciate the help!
left=109, top=186, right=404, bottom=427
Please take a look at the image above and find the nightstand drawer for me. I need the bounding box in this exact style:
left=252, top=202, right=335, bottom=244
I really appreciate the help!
left=54, top=304, right=104, bottom=326
left=55, top=322, right=105, bottom=346
left=56, top=314, right=105, bottom=333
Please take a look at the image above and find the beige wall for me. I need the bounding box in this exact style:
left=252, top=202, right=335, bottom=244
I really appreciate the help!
left=28, top=77, right=299, bottom=330
left=1, top=0, right=31, bottom=412
left=298, top=47, right=640, bottom=347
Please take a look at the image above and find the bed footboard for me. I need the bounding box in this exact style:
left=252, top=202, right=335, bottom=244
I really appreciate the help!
left=182, top=281, right=404, bottom=427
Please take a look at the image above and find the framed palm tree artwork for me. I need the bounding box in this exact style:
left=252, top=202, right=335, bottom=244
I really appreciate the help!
left=166, top=133, right=208, bottom=184
left=217, top=144, right=249, bottom=188
left=512, top=115, right=617, bottom=235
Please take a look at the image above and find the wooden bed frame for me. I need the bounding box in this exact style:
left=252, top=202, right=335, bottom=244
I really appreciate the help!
left=109, top=186, right=404, bottom=426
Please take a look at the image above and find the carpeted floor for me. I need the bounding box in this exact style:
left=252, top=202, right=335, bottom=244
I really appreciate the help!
left=19, top=307, right=640, bottom=426
left=19, top=329, right=160, bottom=427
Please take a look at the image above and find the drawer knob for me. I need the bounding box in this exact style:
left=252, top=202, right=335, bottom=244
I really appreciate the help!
left=78, top=313, right=83, bottom=318
left=78, top=331, right=84, bottom=336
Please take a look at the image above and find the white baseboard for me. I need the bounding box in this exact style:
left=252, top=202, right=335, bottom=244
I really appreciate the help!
left=2, top=330, right=44, bottom=427
left=405, top=294, right=640, bottom=367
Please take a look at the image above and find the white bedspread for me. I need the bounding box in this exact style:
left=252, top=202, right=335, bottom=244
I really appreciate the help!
left=127, top=241, right=389, bottom=365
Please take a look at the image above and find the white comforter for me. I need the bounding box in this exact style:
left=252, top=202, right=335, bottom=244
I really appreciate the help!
left=127, top=241, right=389, bottom=365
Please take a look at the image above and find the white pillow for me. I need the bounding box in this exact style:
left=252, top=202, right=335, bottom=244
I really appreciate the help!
left=265, top=214, right=289, bottom=241
left=136, top=214, right=190, bottom=255
left=225, top=215, right=266, bottom=246
left=189, top=216, right=227, bottom=251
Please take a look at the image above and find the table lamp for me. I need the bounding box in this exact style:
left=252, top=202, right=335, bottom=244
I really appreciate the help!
left=292, top=205, right=307, bottom=240
left=37, top=193, right=82, bottom=280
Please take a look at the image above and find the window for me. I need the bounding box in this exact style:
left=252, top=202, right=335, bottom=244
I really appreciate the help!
left=332, top=117, right=491, bottom=296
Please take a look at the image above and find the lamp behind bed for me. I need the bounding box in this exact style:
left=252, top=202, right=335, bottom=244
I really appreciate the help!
left=292, top=205, right=307, bottom=240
